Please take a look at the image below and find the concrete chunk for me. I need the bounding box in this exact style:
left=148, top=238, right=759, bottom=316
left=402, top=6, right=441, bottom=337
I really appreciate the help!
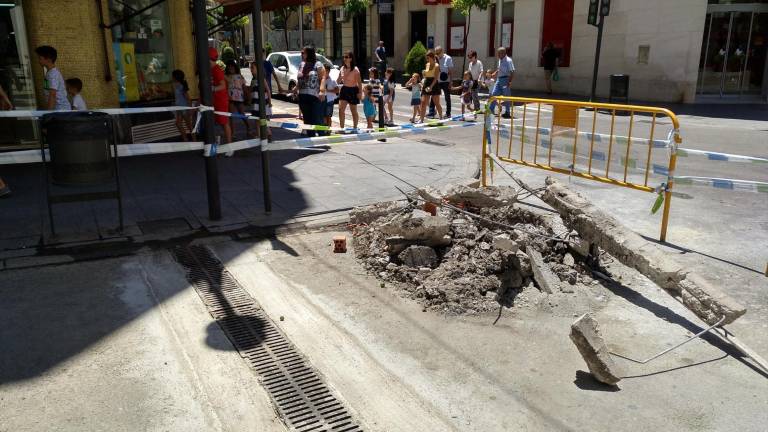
left=350, top=201, right=405, bottom=224
left=380, top=210, right=451, bottom=248
left=542, top=178, right=747, bottom=325
left=492, top=234, right=519, bottom=252
left=399, top=246, right=438, bottom=269
left=443, top=185, right=517, bottom=208
left=527, top=249, right=559, bottom=294
left=570, top=313, right=623, bottom=385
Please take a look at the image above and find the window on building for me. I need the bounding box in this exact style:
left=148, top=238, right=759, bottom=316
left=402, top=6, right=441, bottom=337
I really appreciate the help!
left=488, top=1, right=514, bottom=58
left=108, top=0, right=174, bottom=104
left=446, top=8, right=466, bottom=57
left=540, top=0, right=574, bottom=67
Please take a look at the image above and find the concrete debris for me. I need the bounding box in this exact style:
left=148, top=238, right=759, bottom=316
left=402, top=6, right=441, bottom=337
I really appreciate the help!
left=527, top=249, right=560, bottom=294
left=569, top=313, right=623, bottom=385
left=352, top=184, right=597, bottom=315
left=399, top=246, right=438, bottom=269
left=350, top=200, right=406, bottom=225
left=442, top=184, right=518, bottom=208
left=492, top=234, right=519, bottom=252
left=543, top=177, right=746, bottom=325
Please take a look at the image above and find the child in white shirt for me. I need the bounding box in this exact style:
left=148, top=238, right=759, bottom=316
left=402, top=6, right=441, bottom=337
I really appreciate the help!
left=405, top=72, right=422, bottom=123
left=65, top=78, right=87, bottom=110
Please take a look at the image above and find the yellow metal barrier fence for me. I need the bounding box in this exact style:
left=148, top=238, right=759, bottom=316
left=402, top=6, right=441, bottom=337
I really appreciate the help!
left=481, top=96, right=682, bottom=242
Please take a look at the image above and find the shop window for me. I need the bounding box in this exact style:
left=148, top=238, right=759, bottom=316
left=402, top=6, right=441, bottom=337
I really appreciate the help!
left=446, top=8, right=466, bottom=57
left=488, top=1, right=514, bottom=58
left=540, top=0, right=574, bottom=67
left=108, top=0, right=174, bottom=104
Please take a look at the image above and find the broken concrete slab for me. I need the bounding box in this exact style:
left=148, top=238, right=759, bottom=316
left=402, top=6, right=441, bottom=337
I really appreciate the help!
left=527, top=249, right=559, bottom=294
left=399, top=246, right=438, bottom=269
left=350, top=201, right=405, bottom=225
left=380, top=210, right=451, bottom=248
left=569, top=313, right=623, bottom=385
left=678, top=273, right=747, bottom=325
left=443, top=185, right=517, bottom=208
left=543, top=178, right=747, bottom=325
left=492, top=234, right=519, bottom=253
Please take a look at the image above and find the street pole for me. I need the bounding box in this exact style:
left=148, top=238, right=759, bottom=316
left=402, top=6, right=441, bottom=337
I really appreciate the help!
left=495, top=0, right=503, bottom=49
left=299, top=4, right=304, bottom=48
left=253, top=0, right=272, bottom=213
left=192, top=0, right=221, bottom=221
left=589, top=14, right=604, bottom=101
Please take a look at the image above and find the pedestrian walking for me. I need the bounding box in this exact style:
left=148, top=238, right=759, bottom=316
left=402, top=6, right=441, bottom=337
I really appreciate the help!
left=420, top=49, right=442, bottom=122
left=225, top=60, right=251, bottom=138
left=248, top=62, right=272, bottom=141
left=323, top=64, right=339, bottom=127
left=65, top=78, right=87, bottom=110
left=375, top=41, right=386, bottom=63
left=467, top=50, right=484, bottom=112
left=383, top=68, right=396, bottom=126
left=260, top=53, right=284, bottom=95
left=489, top=47, right=515, bottom=118
left=291, top=45, right=327, bottom=137
left=428, top=46, right=452, bottom=118
left=0, top=83, right=12, bottom=198
left=542, top=42, right=560, bottom=94
left=208, top=47, right=232, bottom=146
left=451, top=71, right=474, bottom=119
left=362, top=84, right=377, bottom=129
left=405, top=72, right=422, bottom=123
left=337, top=50, right=362, bottom=129
left=171, top=69, right=195, bottom=141
left=34, top=45, right=69, bottom=110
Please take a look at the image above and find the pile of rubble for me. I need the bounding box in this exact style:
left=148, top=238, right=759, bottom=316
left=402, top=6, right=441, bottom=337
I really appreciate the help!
left=351, top=180, right=597, bottom=315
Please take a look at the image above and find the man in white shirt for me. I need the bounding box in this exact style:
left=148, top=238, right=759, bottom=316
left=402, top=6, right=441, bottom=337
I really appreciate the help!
left=490, top=47, right=515, bottom=118
left=467, top=49, right=484, bottom=112
left=428, top=46, right=453, bottom=118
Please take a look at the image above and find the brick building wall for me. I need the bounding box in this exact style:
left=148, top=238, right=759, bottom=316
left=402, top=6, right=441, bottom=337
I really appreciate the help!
left=23, top=0, right=199, bottom=108
left=24, top=0, right=119, bottom=108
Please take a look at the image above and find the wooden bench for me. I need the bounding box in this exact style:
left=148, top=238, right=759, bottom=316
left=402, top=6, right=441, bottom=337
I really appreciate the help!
left=130, top=119, right=181, bottom=143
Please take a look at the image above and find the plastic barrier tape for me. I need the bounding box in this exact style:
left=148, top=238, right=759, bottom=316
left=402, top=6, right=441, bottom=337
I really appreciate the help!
left=491, top=123, right=671, bottom=148
left=673, top=176, right=768, bottom=194
left=677, top=148, right=768, bottom=164
left=0, top=106, right=203, bottom=118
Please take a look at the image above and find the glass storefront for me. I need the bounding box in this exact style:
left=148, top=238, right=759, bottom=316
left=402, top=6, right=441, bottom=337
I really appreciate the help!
left=108, top=0, right=175, bottom=104
left=698, top=2, right=768, bottom=99
left=0, top=0, right=37, bottom=148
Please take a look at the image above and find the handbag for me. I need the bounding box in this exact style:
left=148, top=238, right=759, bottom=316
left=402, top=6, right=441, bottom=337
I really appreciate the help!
left=552, top=67, right=560, bottom=82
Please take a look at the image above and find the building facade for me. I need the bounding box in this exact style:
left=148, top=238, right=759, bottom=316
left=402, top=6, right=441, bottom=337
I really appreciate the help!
left=316, top=0, right=767, bottom=103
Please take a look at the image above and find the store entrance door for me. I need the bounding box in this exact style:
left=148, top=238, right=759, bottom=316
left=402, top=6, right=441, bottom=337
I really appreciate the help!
left=410, top=11, right=427, bottom=49
left=697, top=3, right=768, bottom=100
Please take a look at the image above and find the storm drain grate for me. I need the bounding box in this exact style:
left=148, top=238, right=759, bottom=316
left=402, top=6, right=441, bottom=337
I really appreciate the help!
left=172, top=245, right=363, bottom=432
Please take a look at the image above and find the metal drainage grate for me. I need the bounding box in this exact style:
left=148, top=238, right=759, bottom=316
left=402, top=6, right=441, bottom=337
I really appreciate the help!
left=172, top=245, right=363, bottom=432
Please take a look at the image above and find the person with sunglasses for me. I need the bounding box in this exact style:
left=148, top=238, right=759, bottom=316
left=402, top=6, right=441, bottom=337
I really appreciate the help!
left=336, top=51, right=362, bottom=129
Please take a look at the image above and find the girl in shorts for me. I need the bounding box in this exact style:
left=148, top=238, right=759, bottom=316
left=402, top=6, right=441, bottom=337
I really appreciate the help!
left=336, top=50, right=362, bottom=129
left=383, top=68, right=396, bottom=126
left=419, top=50, right=442, bottom=122
left=362, top=84, right=376, bottom=129
left=225, top=60, right=251, bottom=138
left=405, top=72, right=422, bottom=123
left=171, top=69, right=196, bottom=141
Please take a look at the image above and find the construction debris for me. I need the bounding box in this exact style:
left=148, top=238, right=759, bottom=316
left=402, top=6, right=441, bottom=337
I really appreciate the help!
left=542, top=177, right=746, bottom=325
left=333, top=236, right=347, bottom=253
left=351, top=181, right=597, bottom=315
left=570, top=313, right=623, bottom=385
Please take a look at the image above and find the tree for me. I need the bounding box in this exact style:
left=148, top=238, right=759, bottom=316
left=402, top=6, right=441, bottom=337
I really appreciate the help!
left=451, top=0, right=492, bottom=72
left=273, top=6, right=298, bottom=50
left=404, top=41, right=427, bottom=76
left=344, top=0, right=370, bottom=17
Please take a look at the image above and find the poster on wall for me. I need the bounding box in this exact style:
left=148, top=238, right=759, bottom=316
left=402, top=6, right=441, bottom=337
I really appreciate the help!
left=502, top=23, right=512, bottom=49
left=450, top=26, right=464, bottom=50
left=113, top=42, right=140, bottom=102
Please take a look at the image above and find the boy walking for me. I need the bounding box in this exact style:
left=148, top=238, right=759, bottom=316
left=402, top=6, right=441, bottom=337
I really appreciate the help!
left=34, top=45, right=69, bottom=110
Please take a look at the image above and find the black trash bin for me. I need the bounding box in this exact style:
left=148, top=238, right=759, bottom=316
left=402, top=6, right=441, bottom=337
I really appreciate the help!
left=42, top=111, right=114, bottom=185
left=609, top=74, right=630, bottom=103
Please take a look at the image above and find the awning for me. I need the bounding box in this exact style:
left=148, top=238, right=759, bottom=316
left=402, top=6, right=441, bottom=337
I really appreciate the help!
left=216, top=0, right=309, bottom=16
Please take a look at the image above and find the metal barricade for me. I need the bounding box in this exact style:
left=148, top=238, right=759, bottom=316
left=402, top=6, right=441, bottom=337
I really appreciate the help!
left=481, top=96, right=682, bottom=241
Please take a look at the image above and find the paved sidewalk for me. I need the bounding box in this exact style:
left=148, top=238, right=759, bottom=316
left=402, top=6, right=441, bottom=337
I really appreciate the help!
left=0, top=126, right=478, bottom=251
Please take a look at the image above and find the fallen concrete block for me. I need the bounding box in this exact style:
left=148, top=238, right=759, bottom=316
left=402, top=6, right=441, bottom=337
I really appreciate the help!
left=380, top=210, right=451, bottom=248
left=527, top=249, right=559, bottom=294
left=492, top=234, right=519, bottom=252
left=443, top=184, right=517, bottom=208
left=570, top=313, right=623, bottom=385
left=399, top=246, right=438, bottom=269
left=678, top=273, right=747, bottom=325
left=542, top=178, right=747, bottom=325
left=350, top=200, right=405, bottom=225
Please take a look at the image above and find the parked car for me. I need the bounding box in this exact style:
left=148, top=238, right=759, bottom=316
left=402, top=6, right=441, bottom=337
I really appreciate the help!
left=266, top=51, right=339, bottom=96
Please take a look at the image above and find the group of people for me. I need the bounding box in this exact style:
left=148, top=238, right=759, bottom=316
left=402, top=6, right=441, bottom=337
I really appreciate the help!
left=0, top=45, right=89, bottom=198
